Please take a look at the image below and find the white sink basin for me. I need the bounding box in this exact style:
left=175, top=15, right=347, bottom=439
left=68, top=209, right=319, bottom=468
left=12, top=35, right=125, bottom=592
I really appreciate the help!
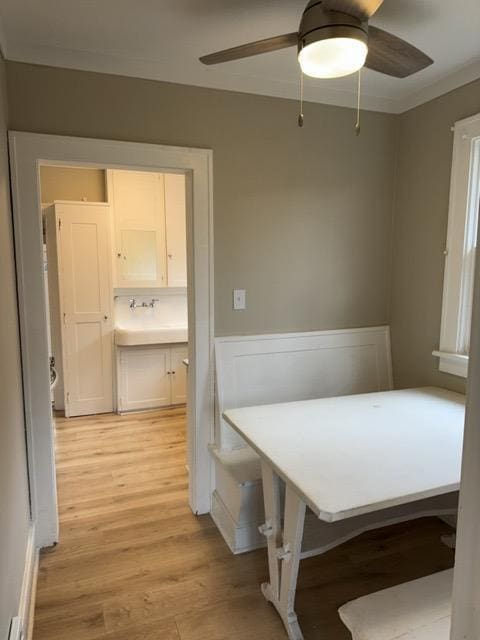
left=115, top=325, right=188, bottom=346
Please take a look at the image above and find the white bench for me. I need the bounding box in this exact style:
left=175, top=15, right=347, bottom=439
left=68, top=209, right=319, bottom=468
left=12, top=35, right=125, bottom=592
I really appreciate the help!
left=338, top=570, right=452, bottom=640
left=211, top=328, right=459, bottom=555
left=212, top=327, right=394, bottom=553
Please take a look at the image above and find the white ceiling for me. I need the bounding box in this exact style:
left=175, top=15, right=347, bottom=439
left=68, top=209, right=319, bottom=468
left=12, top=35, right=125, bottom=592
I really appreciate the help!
left=1, top=0, right=479, bottom=113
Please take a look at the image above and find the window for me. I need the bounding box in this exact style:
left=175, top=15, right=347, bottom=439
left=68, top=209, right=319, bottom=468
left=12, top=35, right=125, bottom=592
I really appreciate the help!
left=434, top=113, right=480, bottom=377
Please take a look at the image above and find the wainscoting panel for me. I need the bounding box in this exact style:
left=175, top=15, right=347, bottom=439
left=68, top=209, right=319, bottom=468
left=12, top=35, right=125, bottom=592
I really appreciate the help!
left=215, top=326, right=393, bottom=451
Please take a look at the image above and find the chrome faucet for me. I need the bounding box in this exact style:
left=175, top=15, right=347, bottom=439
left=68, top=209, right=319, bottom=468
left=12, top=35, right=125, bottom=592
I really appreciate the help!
left=129, top=298, right=158, bottom=309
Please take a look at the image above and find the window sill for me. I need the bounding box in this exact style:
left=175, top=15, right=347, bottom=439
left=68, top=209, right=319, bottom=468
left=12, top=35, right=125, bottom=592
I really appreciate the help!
left=432, top=350, right=469, bottom=378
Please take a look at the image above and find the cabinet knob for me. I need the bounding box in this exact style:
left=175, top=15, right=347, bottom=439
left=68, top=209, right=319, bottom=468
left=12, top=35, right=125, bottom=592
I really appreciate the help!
left=104, top=315, right=109, bottom=320
left=172, top=370, right=176, bottom=375
left=168, top=254, right=173, bottom=259
left=117, top=253, right=122, bottom=258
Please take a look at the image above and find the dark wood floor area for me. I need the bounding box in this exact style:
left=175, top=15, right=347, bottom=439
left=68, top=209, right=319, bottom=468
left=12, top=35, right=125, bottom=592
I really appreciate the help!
left=33, top=407, right=455, bottom=640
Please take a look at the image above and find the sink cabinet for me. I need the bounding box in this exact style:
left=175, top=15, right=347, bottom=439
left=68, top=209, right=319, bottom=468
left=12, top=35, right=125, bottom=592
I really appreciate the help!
left=117, top=343, right=188, bottom=412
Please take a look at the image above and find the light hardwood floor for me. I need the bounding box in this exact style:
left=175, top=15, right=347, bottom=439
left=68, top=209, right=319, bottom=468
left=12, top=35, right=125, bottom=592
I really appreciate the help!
left=33, top=407, right=455, bottom=640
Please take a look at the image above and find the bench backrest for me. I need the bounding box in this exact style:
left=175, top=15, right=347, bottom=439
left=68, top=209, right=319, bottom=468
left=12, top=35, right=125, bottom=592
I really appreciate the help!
left=215, top=326, right=393, bottom=450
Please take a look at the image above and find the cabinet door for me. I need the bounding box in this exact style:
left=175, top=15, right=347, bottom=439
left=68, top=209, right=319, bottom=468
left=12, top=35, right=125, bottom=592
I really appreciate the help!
left=118, top=228, right=160, bottom=284
left=119, top=347, right=171, bottom=411
left=165, top=173, right=187, bottom=287
left=112, top=169, right=163, bottom=227
left=54, top=203, right=114, bottom=417
left=111, top=170, right=166, bottom=288
left=170, top=345, right=188, bottom=405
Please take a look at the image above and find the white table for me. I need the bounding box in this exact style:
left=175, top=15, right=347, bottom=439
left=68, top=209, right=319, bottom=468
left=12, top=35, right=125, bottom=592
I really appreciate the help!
left=223, top=387, right=465, bottom=640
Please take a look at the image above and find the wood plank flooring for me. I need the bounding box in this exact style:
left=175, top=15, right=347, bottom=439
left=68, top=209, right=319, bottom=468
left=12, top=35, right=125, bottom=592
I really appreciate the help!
left=34, top=407, right=455, bottom=640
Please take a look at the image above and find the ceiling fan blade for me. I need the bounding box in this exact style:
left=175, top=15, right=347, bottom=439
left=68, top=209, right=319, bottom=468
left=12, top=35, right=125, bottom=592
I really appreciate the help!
left=199, top=32, right=298, bottom=65
left=322, top=0, right=384, bottom=20
left=365, top=26, right=433, bottom=77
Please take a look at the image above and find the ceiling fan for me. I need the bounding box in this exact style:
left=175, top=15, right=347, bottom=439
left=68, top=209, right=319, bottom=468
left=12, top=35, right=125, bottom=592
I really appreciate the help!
left=199, top=0, right=433, bottom=80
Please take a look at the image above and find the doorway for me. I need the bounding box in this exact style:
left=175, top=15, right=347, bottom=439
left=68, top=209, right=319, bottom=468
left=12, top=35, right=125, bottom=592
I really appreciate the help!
left=9, top=132, right=214, bottom=548
left=43, top=167, right=189, bottom=419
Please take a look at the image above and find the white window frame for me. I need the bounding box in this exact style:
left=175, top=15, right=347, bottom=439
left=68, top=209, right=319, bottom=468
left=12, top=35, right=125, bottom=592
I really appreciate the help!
left=434, top=113, right=480, bottom=378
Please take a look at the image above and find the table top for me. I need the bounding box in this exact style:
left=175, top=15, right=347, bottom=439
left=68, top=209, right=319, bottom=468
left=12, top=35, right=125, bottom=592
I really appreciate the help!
left=223, top=387, right=465, bottom=523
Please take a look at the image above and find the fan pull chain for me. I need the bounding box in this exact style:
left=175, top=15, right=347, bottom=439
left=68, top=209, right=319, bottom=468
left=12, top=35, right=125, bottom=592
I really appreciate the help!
left=355, top=68, right=362, bottom=136
left=298, top=70, right=304, bottom=127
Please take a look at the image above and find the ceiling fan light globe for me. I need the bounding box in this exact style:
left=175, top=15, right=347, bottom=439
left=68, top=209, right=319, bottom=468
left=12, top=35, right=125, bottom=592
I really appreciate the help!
left=298, top=37, right=368, bottom=79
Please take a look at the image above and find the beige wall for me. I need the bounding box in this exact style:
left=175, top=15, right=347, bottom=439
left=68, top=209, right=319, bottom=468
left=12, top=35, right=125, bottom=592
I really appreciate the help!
left=390, top=78, right=480, bottom=394
left=0, top=68, right=475, bottom=621
left=9, top=61, right=475, bottom=392
left=40, top=165, right=106, bottom=203
left=6, top=62, right=398, bottom=337
left=0, top=57, right=31, bottom=638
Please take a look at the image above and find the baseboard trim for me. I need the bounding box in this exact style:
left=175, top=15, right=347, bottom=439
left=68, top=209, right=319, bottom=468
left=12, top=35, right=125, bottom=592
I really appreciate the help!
left=17, top=524, right=39, bottom=640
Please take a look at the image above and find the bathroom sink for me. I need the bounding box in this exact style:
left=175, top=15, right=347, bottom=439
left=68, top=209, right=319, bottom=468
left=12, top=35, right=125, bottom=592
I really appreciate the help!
left=115, top=325, right=188, bottom=346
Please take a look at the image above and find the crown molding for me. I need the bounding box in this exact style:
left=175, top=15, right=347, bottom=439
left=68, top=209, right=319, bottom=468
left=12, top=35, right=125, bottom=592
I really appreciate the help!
left=5, top=41, right=480, bottom=115
left=397, top=58, right=480, bottom=114
left=3, top=42, right=399, bottom=113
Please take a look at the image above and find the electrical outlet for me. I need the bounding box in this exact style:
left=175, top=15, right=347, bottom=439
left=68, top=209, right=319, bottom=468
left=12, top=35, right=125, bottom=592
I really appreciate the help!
left=233, top=289, right=246, bottom=310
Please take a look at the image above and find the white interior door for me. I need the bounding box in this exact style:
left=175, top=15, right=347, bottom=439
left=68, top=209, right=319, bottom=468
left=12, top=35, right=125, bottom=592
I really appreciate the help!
left=57, top=203, right=114, bottom=417
left=165, top=173, right=187, bottom=287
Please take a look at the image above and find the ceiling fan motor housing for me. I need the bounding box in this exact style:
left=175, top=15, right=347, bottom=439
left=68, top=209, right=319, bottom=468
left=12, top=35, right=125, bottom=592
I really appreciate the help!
left=298, top=1, right=368, bottom=53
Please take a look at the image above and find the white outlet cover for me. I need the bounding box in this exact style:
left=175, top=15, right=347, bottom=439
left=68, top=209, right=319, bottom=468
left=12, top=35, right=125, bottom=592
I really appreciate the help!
left=9, top=617, right=23, bottom=640
left=233, top=289, right=246, bottom=310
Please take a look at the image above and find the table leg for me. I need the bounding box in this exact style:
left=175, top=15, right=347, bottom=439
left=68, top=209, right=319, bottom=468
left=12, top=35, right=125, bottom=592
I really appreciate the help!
left=279, top=485, right=306, bottom=635
left=260, top=460, right=283, bottom=602
left=260, top=461, right=306, bottom=640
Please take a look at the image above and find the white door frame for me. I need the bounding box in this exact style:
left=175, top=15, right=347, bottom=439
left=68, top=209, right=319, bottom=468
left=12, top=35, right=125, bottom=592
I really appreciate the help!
left=9, top=131, right=214, bottom=548
left=450, top=212, right=480, bottom=639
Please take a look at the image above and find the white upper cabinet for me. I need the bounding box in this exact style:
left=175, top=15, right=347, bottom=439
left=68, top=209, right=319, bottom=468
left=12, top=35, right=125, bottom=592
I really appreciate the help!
left=112, top=170, right=164, bottom=228
left=109, top=170, right=187, bottom=288
left=165, top=173, right=187, bottom=288
left=110, top=170, right=166, bottom=287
